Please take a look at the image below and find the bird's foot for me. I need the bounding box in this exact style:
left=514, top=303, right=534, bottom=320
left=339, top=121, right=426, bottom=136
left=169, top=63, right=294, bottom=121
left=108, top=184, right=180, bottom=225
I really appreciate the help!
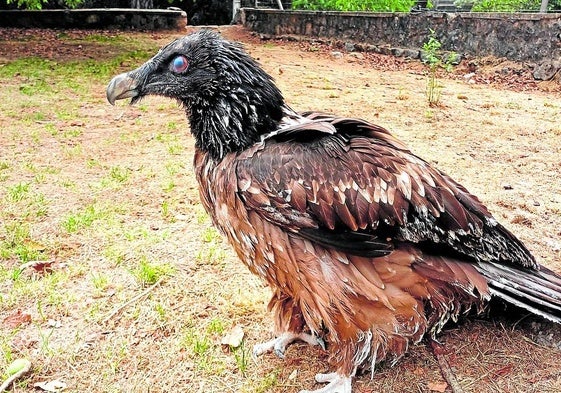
left=253, top=331, right=325, bottom=359
left=299, top=373, right=352, bottom=393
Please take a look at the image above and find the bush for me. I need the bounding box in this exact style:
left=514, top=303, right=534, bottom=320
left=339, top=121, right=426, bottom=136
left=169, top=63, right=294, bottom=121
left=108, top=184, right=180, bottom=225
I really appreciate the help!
left=454, top=0, right=560, bottom=11
left=3, top=0, right=82, bottom=10
left=292, top=0, right=416, bottom=12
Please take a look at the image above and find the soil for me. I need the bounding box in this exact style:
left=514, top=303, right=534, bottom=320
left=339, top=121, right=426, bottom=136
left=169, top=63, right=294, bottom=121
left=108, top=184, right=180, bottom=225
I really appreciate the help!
left=0, top=25, right=560, bottom=393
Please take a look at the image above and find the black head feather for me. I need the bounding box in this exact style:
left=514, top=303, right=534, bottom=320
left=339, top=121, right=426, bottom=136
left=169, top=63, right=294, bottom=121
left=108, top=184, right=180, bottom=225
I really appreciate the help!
left=107, top=30, right=285, bottom=160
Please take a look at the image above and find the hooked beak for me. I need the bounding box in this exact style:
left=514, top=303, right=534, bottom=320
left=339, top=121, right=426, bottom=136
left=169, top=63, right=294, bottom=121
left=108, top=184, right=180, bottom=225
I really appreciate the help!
left=106, top=72, right=139, bottom=105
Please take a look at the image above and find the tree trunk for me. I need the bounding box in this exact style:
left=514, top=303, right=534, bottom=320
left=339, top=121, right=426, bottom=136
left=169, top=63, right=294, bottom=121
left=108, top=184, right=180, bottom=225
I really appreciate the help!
left=130, top=0, right=153, bottom=9
left=540, top=0, right=549, bottom=12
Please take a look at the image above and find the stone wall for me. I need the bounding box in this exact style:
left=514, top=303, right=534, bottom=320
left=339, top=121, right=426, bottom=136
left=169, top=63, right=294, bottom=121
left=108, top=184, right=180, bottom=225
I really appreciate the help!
left=0, top=8, right=187, bottom=30
left=241, top=1, right=292, bottom=9
left=241, top=9, right=561, bottom=64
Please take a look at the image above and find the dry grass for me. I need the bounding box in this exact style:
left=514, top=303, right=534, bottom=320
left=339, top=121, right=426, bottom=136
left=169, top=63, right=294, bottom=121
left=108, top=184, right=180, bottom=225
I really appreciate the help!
left=0, top=26, right=560, bottom=393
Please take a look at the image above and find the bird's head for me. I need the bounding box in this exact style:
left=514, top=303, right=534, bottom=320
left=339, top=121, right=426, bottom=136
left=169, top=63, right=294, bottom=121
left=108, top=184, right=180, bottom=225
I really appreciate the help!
left=106, top=30, right=285, bottom=160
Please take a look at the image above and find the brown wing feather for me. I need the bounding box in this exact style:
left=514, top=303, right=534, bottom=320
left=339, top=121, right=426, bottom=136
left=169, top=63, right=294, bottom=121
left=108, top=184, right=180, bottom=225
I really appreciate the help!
left=235, top=113, right=536, bottom=268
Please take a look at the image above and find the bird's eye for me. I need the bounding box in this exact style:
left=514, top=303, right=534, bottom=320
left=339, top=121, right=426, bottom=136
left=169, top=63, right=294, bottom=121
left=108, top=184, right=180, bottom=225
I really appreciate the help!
left=171, top=55, right=189, bottom=73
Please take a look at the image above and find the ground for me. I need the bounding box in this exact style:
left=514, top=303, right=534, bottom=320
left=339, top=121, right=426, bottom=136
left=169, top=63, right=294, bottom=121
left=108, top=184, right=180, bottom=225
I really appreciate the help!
left=0, top=25, right=560, bottom=393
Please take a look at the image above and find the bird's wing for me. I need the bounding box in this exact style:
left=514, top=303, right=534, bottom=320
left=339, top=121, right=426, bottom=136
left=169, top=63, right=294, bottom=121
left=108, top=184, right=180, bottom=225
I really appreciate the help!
left=234, top=113, right=536, bottom=268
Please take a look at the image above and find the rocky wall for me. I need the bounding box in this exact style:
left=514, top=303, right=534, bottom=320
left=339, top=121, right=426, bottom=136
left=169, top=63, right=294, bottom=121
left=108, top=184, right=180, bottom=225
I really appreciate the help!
left=241, top=9, right=561, bottom=66
left=0, top=8, right=187, bottom=30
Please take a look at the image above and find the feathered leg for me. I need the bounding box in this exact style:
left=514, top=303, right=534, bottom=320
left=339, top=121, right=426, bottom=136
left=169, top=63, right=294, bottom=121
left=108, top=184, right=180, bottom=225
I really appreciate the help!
left=253, top=290, right=325, bottom=358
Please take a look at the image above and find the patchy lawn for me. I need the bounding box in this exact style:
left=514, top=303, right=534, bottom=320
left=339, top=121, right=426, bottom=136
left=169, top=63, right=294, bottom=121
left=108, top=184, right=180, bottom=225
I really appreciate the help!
left=0, top=25, right=560, bottom=393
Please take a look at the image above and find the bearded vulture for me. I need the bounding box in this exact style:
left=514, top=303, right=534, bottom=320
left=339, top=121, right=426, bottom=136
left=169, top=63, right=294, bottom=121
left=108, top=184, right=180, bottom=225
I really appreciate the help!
left=107, top=30, right=561, bottom=393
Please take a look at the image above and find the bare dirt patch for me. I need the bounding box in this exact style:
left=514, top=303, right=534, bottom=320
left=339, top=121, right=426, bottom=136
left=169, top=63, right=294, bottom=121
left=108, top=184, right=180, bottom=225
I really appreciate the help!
left=0, top=25, right=560, bottom=393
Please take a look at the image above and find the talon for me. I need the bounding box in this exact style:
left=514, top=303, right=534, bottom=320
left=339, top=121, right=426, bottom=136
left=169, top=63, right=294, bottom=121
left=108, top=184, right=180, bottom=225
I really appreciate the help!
left=299, top=372, right=352, bottom=393
left=252, top=340, right=273, bottom=359
left=273, top=341, right=286, bottom=359
left=253, top=331, right=325, bottom=360
left=315, top=372, right=337, bottom=383
left=316, top=336, right=327, bottom=351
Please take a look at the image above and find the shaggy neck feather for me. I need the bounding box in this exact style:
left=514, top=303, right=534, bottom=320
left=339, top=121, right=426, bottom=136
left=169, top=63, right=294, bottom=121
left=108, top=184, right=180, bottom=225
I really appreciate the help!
left=187, top=83, right=284, bottom=161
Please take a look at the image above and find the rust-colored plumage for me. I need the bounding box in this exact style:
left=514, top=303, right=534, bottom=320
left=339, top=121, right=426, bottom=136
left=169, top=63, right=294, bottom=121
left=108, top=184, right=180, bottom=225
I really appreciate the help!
left=107, top=30, right=561, bottom=393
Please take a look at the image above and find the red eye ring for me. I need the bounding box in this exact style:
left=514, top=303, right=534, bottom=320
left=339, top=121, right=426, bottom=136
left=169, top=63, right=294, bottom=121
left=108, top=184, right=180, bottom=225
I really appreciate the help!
left=171, top=55, right=189, bottom=73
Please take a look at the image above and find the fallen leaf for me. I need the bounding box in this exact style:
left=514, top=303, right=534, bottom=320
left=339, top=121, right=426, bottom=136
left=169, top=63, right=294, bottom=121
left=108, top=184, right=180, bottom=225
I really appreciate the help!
left=34, top=380, right=67, bottom=392
left=3, top=310, right=32, bottom=328
left=30, top=260, right=55, bottom=274
left=412, top=366, right=425, bottom=376
left=23, top=239, right=46, bottom=252
left=221, top=325, right=244, bottom=348
left=6, top=358, right=31, bottom=376
left=288, top=369, right=298, bottom=380
left=19, top=260, right=55, bottom=274
left=427, top=381, right=448, bottom=392
left=494, top=364, right=514, bottom=377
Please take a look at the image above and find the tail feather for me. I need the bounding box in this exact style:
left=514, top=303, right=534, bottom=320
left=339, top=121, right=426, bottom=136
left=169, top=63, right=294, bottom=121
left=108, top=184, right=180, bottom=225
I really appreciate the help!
left=475, top=262, right=561, bottom=324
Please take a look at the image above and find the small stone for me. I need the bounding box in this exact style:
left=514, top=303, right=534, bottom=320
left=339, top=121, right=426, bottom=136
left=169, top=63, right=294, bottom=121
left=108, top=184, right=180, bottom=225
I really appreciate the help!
left=502, top=184, right=513, bottom=190
left=533, top=61, right=560, bottom=81
left=348, top=52, right=364, bottom=60
left=364, top=44, right=379, bottom=53
left=391, top=47, right=404, bottom=57
left=402, top=49, right=420, bottom=59
left=344, top=42, right=355, bottom=52
left=221, top=325, right=245, bottom=348
left=331, top=51, right=343, bottom=59
left=379, top=46, right=392, bottom=56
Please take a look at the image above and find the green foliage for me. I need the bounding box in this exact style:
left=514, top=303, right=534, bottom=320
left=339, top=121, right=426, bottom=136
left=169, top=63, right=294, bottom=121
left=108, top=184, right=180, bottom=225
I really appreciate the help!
left=472, top=0, right=535, bottom=10
left=453, top=0, right=552, bottom=10
left=421, top=30, right=456, bottom=107
left=0, top=221, right=47, bottom=262
left=132, top=257, right=174, bottom=285
left=232, top=340, right=250, bottom=376
left=61, top=204, right=107, bottom=233
left=0, top=51, right=151, bottom=92
left=295, top=0, right=560, bottom=11
left=6, top=0, right=46, bottom=10
left=292, top=0, right=415, bottom=12
left=6, top=0, right=83, bottom=9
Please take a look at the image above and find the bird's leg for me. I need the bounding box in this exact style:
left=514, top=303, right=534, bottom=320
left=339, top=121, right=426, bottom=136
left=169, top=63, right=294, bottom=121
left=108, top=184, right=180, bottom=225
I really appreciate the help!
left=299, top=372, right=353, bottom=393
left=430, top=340, right=465, bottom=393
left=253, top=331, right=326, bottom=359
left=256, top=291, right=325, bottom=358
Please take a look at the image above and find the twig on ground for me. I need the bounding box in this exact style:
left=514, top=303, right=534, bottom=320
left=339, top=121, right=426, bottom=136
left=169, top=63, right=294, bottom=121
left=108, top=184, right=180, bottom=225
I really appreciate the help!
left=430, top=340, right=465, bottom=393
left=0, top=359, right=32, bottom=393
left=102, top=278, right=163, bottom=324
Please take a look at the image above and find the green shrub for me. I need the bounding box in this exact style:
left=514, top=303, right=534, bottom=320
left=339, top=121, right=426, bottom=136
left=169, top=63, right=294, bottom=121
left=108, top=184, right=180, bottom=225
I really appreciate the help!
left=421, top=29, right=456, bottom=107
left=454, top=0, right=547, bottom=10
left=6, top=0, right=83, bottom=10
left=292, top=0, right=416, bottom=12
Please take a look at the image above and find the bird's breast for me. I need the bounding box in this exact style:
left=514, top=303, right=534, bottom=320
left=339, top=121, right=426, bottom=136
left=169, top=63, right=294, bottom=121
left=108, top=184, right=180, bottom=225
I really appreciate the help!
left=194, top=150, right=271, bottom=280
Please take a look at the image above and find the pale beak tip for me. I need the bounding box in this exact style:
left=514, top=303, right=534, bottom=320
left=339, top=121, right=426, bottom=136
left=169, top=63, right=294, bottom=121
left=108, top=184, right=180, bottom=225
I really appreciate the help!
left=106, top=73, right=139, bottom=106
